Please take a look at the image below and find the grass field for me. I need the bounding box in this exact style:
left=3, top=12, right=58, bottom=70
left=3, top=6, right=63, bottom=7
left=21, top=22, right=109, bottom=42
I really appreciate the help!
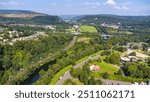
left=90, top=61, right=146, bottom=82
left=80, top=25, right=97, bottom=33
left=77, top=37, right=92, bottom=43
left=90, top=61, right=119, bottom=77
left=66, top=28, right=74, bottom=32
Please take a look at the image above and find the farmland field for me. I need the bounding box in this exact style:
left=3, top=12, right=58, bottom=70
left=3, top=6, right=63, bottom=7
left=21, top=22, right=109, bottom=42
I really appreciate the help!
left=80, top=25, right=97, bottom=33
left=77, top=37, right=92, bottom=43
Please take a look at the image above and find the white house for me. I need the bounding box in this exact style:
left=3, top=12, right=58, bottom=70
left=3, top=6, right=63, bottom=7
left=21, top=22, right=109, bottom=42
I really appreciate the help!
left=147, top=48, right=150, bottom=52
left=121, top=57, right=131, bottom=62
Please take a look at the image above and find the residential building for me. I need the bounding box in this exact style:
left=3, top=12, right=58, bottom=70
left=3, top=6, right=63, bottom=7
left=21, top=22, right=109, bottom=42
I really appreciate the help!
left=90, top=65, right=100, bottom=71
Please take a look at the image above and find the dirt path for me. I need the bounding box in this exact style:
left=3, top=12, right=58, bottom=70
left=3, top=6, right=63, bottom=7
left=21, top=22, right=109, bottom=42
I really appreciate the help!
left=64, top=36, right=77, bottom=51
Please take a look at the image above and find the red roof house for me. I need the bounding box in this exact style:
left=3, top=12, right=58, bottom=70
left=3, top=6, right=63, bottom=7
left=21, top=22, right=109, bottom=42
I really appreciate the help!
left=90, top=64, right=100, bottom=71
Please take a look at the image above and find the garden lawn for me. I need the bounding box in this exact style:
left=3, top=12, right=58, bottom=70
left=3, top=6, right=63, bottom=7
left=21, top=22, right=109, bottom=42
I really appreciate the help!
left=77, top=37, right=92, bottom=43
left=80, top=25, right=97, bottom=33
left=90, top=61, right=119, bottom=77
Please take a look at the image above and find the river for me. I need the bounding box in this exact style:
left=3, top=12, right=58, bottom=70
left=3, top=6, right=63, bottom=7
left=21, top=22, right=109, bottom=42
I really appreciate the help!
left=21, top=59, right=56, bottom=85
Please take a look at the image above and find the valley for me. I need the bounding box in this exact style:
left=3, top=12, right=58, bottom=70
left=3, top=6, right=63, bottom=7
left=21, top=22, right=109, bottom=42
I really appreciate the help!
left=0, top=10, right=150, bottom=85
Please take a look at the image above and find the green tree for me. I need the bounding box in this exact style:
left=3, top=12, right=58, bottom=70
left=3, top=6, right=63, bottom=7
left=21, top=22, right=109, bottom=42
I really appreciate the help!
left=109, top=53, right=120, bottom=64
left=115, top=69, right=123, bottom=76
left=39, top=69, right=46, bottom=77
left=147, top=57, right=150, bottom=66
left=129, top=52, right=136, bottom=56
left=2, top=55, right=12, bottom=70
left=63, top=79, right=76, bottom=85
left=96, top=79, right=102, bottom=85
left=79, top=70, right=89, bottom=85
left=102, top=72, right=109, bottom=79
left=133, top=45, right=139, bottom=50
left=88, top=76, right=96, bottom=85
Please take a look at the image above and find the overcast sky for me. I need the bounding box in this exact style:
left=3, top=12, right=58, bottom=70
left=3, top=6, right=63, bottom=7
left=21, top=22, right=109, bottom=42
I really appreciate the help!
left=0, top=0, right=150, bottom=15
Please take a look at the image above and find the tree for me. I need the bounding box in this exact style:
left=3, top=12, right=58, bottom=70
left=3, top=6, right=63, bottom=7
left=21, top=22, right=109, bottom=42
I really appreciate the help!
left=147, top=57, right=150, bottom=66
left=88, top=76, right=96, bottom=85
left=115, top=69, right=123, bottom=76
left=52, top=64, right=61, bottom=73
left=0, top=44, right=4, bottom=55
left=79, top=70, right=89, bottom=85
left=104, top=56, right=110, bottom=63
left=70, top=68, right=74, bottom=76
left=142, top=44, right=148, bottom=51
left=96, top=79, right=102, bottom=85
left=97, top=58, right=101, bottom=63
left=133, top=45, right=139, bottom=50
left=2, top=55, right=12, bottom=70
left=63, top=79, right=76, bottom=85
left=129, top=52, right=136, bottom=56
left=39, top=69, right=46, bottom=77
left=109, top=53, right=120, bottom=65
left=102, top=72, right=109, bottom=79
left=114, top=46, right=127, bottom=52
left=0, top=70, right=10, bottom=84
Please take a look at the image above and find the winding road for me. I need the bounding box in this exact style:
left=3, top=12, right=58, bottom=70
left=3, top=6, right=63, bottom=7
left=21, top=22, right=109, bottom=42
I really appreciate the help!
left=56, top=54, right=101, bottom=85
left=56, top=53, right=131, bottom=85
left=65, top=36, right=77, bottom=51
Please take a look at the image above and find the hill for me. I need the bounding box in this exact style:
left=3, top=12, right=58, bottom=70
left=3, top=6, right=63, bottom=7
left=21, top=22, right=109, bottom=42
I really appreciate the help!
left=76, top=15, right=150, bottom=32
left=0, top=10, right=36, bottom=14
left=77, top=14, right=150, bottom=25
left=60, top=15, right=85, bottom=21
left=0, top=10, right=65, bottom=25
left=0, top=10, right=46, bottom=18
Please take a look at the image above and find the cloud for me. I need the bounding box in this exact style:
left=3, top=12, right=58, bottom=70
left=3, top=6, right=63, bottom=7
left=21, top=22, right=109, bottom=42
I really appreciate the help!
left=0, top=1, right=19, bottom=6
left=105, top=0, right=116, bottom=6
left=85, top=2, right=100, bottom=8
left=104, top=0, right=130, bottom=10
left=122, top=6, right=130, bottom=10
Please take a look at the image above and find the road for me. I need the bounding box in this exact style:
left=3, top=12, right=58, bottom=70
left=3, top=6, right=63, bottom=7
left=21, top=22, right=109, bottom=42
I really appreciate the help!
left=56, top=53, right=131, bottom=85
left=99, top=79, right=131, bottom=85
left=64, top=36, right=77, bottom=51
left=56, top=54, right=101, bottom=85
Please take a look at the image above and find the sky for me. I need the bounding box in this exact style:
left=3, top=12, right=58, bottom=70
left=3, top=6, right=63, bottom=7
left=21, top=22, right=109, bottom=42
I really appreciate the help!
left=0, top=0, right=150, bottom=15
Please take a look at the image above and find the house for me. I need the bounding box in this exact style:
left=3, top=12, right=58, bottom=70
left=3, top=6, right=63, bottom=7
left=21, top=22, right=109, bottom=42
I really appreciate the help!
left=101, top=23, right=119, bottom=29
left=90, top=64, right=100, bottom=71
left=121, top=57, right=131, bottom=63
left=102, top=35, right=109, bottom=40
left=8, top=30, right=18, bottom=34
left=73, top=25, right=80, bottom=32
left=129, top=56, right=138, bottom=62
left=147, top=48, right=150, bottom=52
